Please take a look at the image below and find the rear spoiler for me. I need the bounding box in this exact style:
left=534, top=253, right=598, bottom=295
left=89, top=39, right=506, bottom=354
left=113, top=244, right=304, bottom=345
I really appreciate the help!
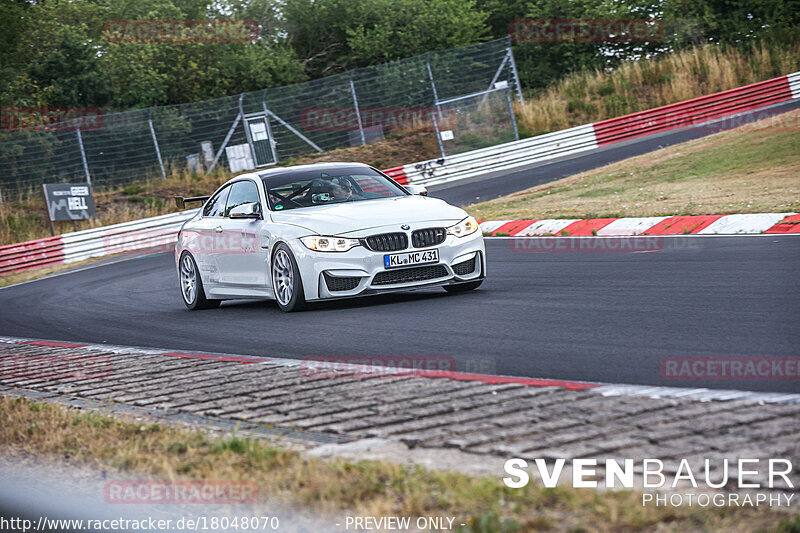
left=174, top=195, right=210, bottom=209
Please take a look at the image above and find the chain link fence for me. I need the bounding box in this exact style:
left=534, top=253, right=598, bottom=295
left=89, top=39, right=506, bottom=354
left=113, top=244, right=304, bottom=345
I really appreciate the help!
left=433, top=87, right=520, bottom=157
left=0, top=37, right=522, bottom=200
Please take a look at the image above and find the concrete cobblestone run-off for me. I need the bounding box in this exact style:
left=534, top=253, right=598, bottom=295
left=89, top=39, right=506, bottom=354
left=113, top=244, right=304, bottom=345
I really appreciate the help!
left=1, top=338, right=798, bottom=492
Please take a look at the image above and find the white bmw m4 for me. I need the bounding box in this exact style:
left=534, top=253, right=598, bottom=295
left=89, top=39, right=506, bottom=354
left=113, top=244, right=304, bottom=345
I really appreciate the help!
left=175, top=162, right=485, bottom=312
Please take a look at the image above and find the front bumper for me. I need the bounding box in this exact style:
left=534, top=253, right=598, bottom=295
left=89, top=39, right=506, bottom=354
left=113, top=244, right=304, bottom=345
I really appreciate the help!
left=290, top=230, right=485, bottom=301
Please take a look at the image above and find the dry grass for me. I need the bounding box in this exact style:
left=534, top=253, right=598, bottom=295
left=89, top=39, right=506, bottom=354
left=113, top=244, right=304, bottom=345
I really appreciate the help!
left=1, top=397, right=797, bottom=532
left=468, top=109, right=800, bottom=221
left=0, top=130, right=441, bottom=247
left=516, top=42, right=800, bottom=137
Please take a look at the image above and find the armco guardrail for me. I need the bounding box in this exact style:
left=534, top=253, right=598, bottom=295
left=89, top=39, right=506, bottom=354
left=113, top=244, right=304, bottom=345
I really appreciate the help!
left=0, top=209, right=198, bottom=275
left=0, top=236, right=66, bottom=274
left=2, top=71, right=799, bottom=276
left=401, top=124, right=597, bottom=187
left=388, top=71, right=800, bottom=187
left=593, top=73, right=798, bottom=145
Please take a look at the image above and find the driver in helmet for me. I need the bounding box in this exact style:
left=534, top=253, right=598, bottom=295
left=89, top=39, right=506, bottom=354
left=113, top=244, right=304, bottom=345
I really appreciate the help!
left=330, top=177, right=360, bottom=202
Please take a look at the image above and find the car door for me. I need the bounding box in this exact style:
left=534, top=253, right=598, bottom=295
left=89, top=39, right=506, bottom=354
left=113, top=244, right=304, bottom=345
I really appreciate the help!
left=185, top=184, right=230, bottom=289
left=217, top=179, right=269, bottom=289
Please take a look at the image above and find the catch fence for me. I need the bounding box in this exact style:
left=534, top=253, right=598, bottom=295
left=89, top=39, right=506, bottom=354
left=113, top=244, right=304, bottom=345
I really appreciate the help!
left=0, top=37, right=522, bottom=199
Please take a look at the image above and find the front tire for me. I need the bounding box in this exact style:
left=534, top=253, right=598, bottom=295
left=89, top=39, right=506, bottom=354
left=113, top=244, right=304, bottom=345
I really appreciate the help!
left=179, top=253, right=221, bottom=310
left=443, top=279, right=483, bottom=293
left=271, top=243, right=306, bottom=312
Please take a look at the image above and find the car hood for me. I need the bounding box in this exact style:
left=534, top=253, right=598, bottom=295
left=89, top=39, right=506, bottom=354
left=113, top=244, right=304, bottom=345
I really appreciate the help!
left=268, top=195, right=467, bottom=236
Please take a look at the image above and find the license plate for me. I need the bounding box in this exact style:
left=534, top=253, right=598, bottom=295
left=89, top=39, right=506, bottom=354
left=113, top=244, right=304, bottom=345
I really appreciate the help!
left=384, top=249, right=439, bottom=269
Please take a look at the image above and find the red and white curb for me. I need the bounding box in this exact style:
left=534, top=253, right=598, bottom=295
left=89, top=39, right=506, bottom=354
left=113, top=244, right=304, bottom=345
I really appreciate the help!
left=480, top=213, right=800, bottom=236
left=1, top=336, right=798, bottom=404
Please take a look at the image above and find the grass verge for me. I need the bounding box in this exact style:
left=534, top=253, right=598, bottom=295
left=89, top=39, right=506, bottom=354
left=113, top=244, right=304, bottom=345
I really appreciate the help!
left=1, top=396, right=797, bottom=532
left=467, top=109, right=800, bottom=221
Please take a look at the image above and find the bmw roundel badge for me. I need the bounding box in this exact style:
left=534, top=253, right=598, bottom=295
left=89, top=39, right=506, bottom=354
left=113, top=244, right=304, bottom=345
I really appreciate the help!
left=401, top=224, right=410, bottom=230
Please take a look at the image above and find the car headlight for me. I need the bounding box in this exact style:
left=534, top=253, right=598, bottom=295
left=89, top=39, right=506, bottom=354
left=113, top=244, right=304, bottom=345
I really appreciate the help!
left=300, top=236, right=361, bottom=252
left=446, top=216, right=480, bottom=238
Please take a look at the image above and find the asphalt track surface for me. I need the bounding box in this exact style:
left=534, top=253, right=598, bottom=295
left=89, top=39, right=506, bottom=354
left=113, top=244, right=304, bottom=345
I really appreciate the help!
left=430, top=99, right=800, bottom=206
left=1, top=236, right=798, bottom=393
left=2, top=100, right=799, bottom=394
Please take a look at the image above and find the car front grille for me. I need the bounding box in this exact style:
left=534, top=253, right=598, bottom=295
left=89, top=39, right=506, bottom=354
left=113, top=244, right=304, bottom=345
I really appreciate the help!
left=363, top=232, right=408, bottom=252
left=411, top=227, right=446, bottom=248
left=323, top=272, right=362, bottom=292
left=372, top=264, right=449, bottom=286
left=453, top=255, right=477, bottom=276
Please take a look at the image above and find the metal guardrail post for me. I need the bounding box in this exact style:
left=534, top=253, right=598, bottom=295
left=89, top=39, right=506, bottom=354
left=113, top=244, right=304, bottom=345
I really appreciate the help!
left=349, top=73, right=366, bottom=145
left=506, top=89, right=520, bottom=141
left=507, top=43, right=524, bottom=105
left=148, top=108, right=167, bottom=180
left=76, top=127, right=91, bottom=185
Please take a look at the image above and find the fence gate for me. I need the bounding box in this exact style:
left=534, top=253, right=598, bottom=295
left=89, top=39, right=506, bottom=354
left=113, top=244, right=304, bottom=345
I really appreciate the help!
left=433, top=87, right=519, bottom=158
left=243, top=114, right=277, bottom=167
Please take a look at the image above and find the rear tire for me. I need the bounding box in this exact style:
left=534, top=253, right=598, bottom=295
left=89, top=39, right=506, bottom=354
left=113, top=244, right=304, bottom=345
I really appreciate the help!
left=271, top=243, right=306, bottom=312
left=179, top=252, right=221, bottom=310
left=443, top=279, right=483, bottom=293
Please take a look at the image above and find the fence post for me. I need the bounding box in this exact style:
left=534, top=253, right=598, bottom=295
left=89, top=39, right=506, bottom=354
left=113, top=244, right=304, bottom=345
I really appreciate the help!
left=148, top=108, right=167, bottom=180
left=426, top=52, right=442, bottom=118
left=261, top=91, right=279, bottom=164
left=506, top=44, right=524, bottom=105
left=431, top=113, right=446, bottom=160
left=349, top=73, right=366, bottom=145
left=76, top=127, right=91, bottom=185
left=506, top=89, right=520, bottom=141
left=239, top=93, right=259, bottom=168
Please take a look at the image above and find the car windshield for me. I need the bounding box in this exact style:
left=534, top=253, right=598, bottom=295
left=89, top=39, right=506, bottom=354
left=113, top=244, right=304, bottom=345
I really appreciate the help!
left=261, top=166, right=408, bottom=211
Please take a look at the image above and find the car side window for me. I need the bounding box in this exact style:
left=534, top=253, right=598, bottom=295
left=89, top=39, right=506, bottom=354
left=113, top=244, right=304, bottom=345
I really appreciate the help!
left=203, top=185, right=230, bottom=217
left=225, top=180, right=260, bottom=217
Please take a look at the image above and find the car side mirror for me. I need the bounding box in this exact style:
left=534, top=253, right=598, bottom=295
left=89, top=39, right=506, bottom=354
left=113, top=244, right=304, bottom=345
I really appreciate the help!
left=229, top=202, right=262, bottom=219
left=406, top=184, right=428, bottom=196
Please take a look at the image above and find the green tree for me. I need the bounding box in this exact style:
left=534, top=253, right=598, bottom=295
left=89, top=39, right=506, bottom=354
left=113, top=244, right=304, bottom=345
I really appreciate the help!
left=479, top=0, right=666, bottom=92
left=283, top=0, right=489, bottom=78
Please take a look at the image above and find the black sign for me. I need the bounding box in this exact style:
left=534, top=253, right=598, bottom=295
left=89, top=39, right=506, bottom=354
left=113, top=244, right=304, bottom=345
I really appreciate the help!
left=43, top=183, right=97, bottom=221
